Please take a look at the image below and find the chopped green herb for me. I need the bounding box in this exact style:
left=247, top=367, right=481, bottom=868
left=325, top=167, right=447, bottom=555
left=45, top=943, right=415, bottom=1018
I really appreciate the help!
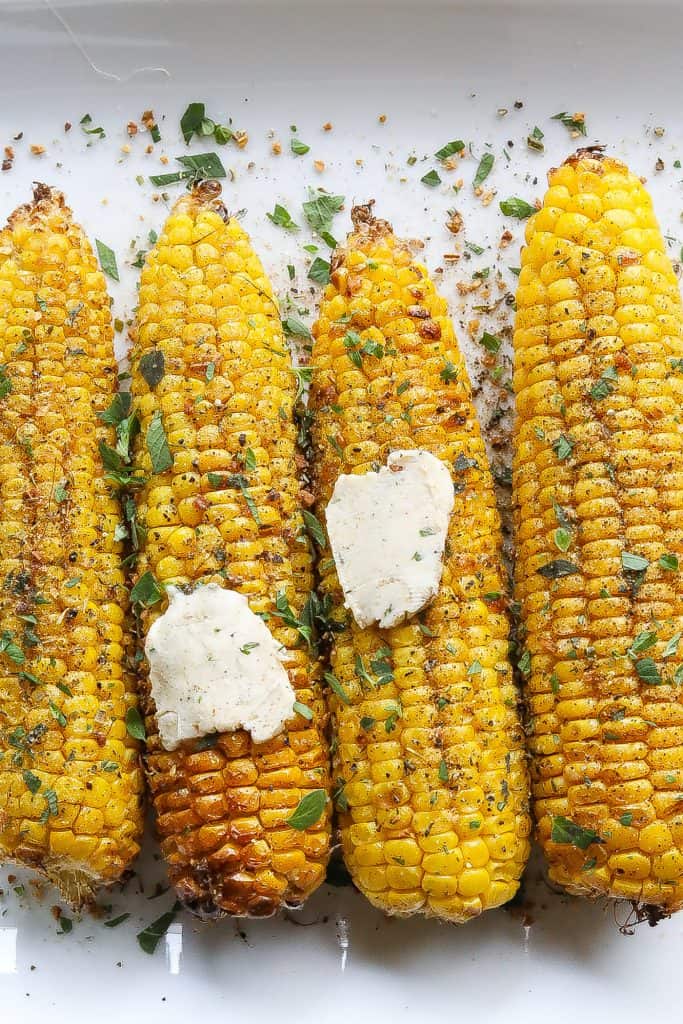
left=104, top=913, right=131, bottom=928
left=552, top=434, right=574, bottom=460
left=420, top=169, right=441, bottom=187
left=282, top=316, right=312, bottom=341
left=589, top=365, right=618, bottom=401
left=23, top=769, right=41, bottom=794
left=440, top=360, right=458, bottom=383
left=80, top=113, right=105, bottom=139
left=290, top=138, right=310, bottom=156
left=628, top=630, right=657, bottom=657
left=435, top=140, right=465, bottom=161
left=149, top=152, right=226, bottom=186
left=552, top=111, right=587, bottom=136
left=438, top=759, right=449, bottom=783
left=49, top=702, right=67, bottom=727
left=619, top=812, right=633, bottom=827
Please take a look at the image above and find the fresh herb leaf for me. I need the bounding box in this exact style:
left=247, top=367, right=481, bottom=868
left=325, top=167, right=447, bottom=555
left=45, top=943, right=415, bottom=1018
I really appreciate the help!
left=95, top=240, right=119, bottom=282
left=149, top=152, right=226, bottom=186
left=324, top=671, right=351, bottom=705
left=435, top=140, right=465, bottom=161
left=303, top=192, right=344, bottom=237
left=104, top=913, right=130, bottom=928
left=292, top=700, right=313, bottom=721
left=308, top=257, right=331, bottom=285
left=287, top=789, right=327, bottom=830
left=98, top=392, right=132, bottom=426
left=438, top=758, right=449, bottom=782
left=282, top=316, right=312, bottom=341
left=146, top=411, right=173, bottom=474
left=589, top=365, right=618, bottom=401
left=500, top=197, right=536, bottom=219
left=622, top=552, right=649, bottom=573
left=139, top=350, right=165, bottom=389
left=23, top=769, right=41, bottom=794
left=302, top=510, right=325, bottom=548
left=659, top=553, right=679, bottom=571
left=180, top=101, right=205, bottom=144
left=125, top=706, right=146, bottom=741
left=130, top=571, right=162, bottom=608
left=267, top=203, right=299, bottom=231
left=553, top=434, right=574, bottom=460
left=49, top=702, right=67, bottom=727
left=537, top=559, right=581, bottom=579
left=473, top=152, right=494, bottom=187
left=137, top=902, right=181, bottom=955
left=664, top=633, right=681, bottom=659
left=551, top=816, right=602, bottom=850
left=635, top=657, right=662, bottom=685
left=552, top=111, right=587, bottom=136
left=628, top=631, right=658, bottom=657
left=421, top=169, right=441, bottom=187
left=554, top=527, right=571, bottom=552
left=290, top=138, right=310, bottom=156
left=480, top=331, right=502, bottom=353
left=80, top=113, right=105, bottom=139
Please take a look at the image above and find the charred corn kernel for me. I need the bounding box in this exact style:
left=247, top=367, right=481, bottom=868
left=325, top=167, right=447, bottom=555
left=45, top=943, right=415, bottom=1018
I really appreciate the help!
left=130, top=181, right=331, bottom=919
left=514, top=150, right=683, bottom=912
left=310, top=204, right=531, bottom=923
left=0, top=186, right=143, bottom=905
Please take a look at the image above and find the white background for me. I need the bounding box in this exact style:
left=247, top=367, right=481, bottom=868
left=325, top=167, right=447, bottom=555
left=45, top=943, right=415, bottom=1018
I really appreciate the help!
left=1, top=1, right=682, bottom=1020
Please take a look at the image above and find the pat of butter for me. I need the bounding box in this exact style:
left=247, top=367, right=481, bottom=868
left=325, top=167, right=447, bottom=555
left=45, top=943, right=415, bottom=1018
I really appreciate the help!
left=146, top=584, right=295, bottom=750
left=325, top=449, right=454, bottom=629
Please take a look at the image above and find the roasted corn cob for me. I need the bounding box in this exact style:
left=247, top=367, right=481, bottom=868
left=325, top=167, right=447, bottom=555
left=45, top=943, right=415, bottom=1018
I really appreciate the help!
left=514, top=149, right=683, bottom=910
left=130, top=180, right=332, bottom=918
left=0, top=185, right=144, bottom=904
left=309, top=204, right=531, bottom=922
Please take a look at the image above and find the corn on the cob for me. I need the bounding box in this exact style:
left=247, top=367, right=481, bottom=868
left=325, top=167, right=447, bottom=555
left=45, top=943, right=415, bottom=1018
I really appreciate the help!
left=130, top=180, right=331, bottom=918
left=514, top=149, right=683, bottom=910
left=309, top=204, right=531, bottom=922
left=0, top=185, right=144, bottom=904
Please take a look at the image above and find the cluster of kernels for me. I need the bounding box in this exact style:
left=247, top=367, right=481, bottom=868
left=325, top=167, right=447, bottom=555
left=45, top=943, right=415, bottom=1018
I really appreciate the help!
left=514, top=153, right=683, bottom=908
left=0, top=188, right=143, bottom=902
left=309, top=209, right=531, bottom=922
left=130, top=185, right=331, bottom=917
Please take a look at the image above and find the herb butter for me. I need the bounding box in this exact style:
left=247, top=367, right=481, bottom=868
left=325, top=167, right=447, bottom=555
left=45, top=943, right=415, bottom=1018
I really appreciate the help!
left=146, top=584, right=295, bottom=750
left=325, top=449, right=454, bottom=629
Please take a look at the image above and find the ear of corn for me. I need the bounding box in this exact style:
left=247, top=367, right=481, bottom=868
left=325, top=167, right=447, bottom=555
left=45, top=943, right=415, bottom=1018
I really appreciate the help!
left=130, top=181, right=331, bottom=918
left=0, top=185, right=144, bottom=904
left=514, top=150, right=683, bottom=910
left=309, top=204, right=531, bottom=922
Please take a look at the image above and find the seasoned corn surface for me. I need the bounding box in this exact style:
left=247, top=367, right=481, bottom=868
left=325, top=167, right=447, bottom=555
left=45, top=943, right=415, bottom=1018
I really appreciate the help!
left=310, top=204, right=531, bottom=922
left=0, top=186, right=143, bottom=904
left=514, top=150, right=683, bottom=909
left=131, top=181, right=331, bottom=918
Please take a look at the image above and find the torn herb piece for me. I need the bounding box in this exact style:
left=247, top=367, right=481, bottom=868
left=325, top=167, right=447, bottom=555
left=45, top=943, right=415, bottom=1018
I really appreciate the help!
left=551, top=815, right=602, bottom=850
left=287, top=789, right=327, bottom=830
left=473, top=152, right=494, bottom=187
left=537, top=559, right=581, bottom=579
left=137, top=902, right=181, bottom=955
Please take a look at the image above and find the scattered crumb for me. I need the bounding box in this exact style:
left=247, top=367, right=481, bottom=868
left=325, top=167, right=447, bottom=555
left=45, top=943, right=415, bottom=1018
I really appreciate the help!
left=30, top=144, right=45, bottom=156
left=160, top=154, right=169, bottom=165
left=654, top=126, right=665, bottom=137
left=127, top=122, right=138, bottom=136
left=314, top=160, right=325, bottom=173
left=446, top=209, right=463, bottom=235
left=271, top=141, right=282, bottom=156
left=235, top=130, right=248, bottom=148
left=323, top=122, right=333, bottom=132
left=655, top=157, right=665, bottom=172
left=499, top=229, right=513, bottom=249
left=378, top=114, right=387, bottom=124
left=64, top=122, right=72, bottom=132
left=121, top=144, right=131, bottom=155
